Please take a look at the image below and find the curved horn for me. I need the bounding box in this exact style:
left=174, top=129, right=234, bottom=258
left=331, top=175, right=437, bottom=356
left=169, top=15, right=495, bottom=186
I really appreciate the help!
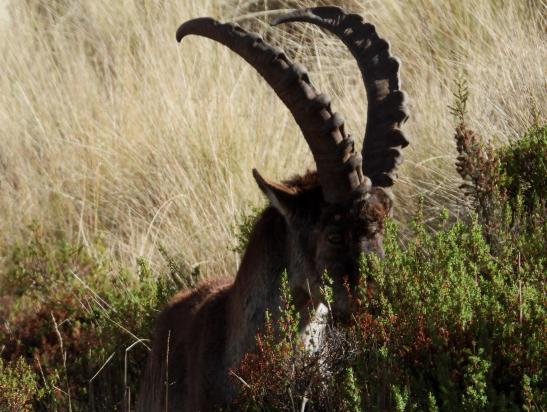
left=176, top=18, right=370, bottom=204
left=272, top=7, right=410, bottom=188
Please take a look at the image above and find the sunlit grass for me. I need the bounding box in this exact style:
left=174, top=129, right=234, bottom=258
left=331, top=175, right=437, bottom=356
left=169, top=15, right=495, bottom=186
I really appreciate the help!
left=0, top=0, right=544, bottom=276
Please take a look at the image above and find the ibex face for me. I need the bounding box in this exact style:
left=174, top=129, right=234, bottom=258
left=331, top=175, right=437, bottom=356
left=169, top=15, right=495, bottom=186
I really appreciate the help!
left=311, top=188, right=392, bottom=319
left=255, top=171, right=391, bottom=320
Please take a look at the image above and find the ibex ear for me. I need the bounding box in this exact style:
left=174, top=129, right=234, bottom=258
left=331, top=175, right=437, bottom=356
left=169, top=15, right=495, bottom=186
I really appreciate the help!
left=253, top=169, right=297, bottom=218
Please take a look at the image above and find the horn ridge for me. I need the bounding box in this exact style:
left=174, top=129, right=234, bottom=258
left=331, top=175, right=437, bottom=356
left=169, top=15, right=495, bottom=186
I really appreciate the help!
left=176, top=17, right=368, bottom=203
left=272, top=7, right=410, bottom=188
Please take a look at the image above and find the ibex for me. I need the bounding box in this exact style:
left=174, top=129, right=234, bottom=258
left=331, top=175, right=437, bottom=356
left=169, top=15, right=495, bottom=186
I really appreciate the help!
left=138, top=6, right=409, bottom=411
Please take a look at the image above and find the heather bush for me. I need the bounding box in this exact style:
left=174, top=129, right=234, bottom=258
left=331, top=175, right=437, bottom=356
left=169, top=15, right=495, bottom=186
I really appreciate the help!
left=453, top=79, right=546, bottom=231
left=0, top=357, right=42, bottom=411
left=0, top=230, right=180, bottom=411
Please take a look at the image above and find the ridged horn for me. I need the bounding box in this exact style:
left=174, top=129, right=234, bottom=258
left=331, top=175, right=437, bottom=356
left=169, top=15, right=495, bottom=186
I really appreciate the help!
left=272, top=7, right=410, bottom=188
left=176, top=18, right=370, bottom=204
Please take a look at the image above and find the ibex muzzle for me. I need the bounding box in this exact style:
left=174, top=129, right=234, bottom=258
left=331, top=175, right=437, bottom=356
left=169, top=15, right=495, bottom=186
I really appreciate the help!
left=138, top=6, right=409, bottom=411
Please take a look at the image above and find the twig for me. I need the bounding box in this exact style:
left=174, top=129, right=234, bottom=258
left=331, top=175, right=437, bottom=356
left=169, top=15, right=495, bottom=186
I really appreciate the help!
left=125, top=338, right=147, bottom=411
left=89, top=351, right=115, bottom=382
left=51, top=312, right=73, bottom=412
left=229, top=370, right=251, bottom=389
left=300, top=396, right=309, bottom=412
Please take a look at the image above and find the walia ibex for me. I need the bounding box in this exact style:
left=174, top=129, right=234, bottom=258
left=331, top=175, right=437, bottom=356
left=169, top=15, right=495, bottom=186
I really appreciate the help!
left=138, top=6, right=409, bottom=412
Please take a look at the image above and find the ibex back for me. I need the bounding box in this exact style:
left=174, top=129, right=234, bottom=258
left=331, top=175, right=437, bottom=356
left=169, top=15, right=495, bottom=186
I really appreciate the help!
left=138, top=6, right=409, bottom=411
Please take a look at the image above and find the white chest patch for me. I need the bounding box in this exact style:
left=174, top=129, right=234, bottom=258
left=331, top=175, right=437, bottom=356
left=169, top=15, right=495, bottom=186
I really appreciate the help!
left=300, top=303, right=329, bottom=353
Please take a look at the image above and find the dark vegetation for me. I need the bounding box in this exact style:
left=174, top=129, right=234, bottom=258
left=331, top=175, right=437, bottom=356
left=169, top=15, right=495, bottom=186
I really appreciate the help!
left=0, top=232, right=179, bottom=411
left=0, top=92, right=545, bottom=410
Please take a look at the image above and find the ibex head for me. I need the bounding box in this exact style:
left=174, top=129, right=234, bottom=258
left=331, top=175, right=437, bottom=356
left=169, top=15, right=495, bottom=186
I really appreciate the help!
left=176, top=6, right=408, bottom=321
left=253, top=170, right=392, bottom=320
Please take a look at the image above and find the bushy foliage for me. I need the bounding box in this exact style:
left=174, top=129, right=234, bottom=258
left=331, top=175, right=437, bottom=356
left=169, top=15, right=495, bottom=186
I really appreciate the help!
left=232, top=272, right=361, bottom=411
left=453, top=79, right=546, bottom=233
left=233, top=125, right=546, bottom=411
left=231, top=206, right=264, bottom=256
left=0, top=357, right=42, bottom=411
left=0, top=230, right=180, bottom=411
left=497, top=126, right=546, bottom=211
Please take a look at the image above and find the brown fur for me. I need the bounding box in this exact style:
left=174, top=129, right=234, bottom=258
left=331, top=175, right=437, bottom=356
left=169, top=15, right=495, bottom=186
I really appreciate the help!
left=139, top=279, right=232, bottom=411
left=283, top=170, right=321, bottom=192
left=138, top=204, right=290, bottom=411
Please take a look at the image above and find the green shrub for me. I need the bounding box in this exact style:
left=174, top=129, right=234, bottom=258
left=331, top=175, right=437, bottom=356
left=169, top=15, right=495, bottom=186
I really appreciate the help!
left=498, top=126, right=546, bottom=205
left=231, top=206, right=264, bottom=256
left=0, top=228, right=180, bottom=411
left=453, top=77, right=545, bottom=237
left=0, top=357, right=42, bottom=412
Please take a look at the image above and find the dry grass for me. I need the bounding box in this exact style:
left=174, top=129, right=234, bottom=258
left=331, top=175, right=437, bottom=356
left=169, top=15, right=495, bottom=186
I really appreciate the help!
left=0, top=0, right=545, bottom=277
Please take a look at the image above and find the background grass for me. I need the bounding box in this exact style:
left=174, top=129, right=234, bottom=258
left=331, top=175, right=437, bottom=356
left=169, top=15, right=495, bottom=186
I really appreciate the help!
left=0, top=0, right=545, bottom=410
left=1, top=0, right=544, bottom=276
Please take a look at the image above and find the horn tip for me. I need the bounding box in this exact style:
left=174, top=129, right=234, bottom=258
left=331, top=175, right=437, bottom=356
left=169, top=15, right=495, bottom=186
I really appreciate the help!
left=176, top=21, right=192, bottom=42
left=252, top=168, right=262, bottom=182
left=175, top=27, right=185, bottom=42
left=176, top=17, right=217, bottom=42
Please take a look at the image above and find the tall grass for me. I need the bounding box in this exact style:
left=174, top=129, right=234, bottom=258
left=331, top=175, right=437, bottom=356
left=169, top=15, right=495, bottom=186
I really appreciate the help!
left=0, top=0, right=544, bottom=277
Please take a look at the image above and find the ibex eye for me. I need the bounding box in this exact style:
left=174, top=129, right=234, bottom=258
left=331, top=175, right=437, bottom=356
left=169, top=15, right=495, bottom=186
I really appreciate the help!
left=327, top=233, right=344, bottom=245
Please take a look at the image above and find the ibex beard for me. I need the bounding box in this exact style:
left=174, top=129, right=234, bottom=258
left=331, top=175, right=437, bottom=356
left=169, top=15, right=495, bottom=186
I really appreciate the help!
left=138, top=6, right=409, bottom=412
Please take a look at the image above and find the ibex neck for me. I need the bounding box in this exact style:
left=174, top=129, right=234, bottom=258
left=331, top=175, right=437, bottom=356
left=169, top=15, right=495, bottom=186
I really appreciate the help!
left=226, top=207, right=289, bottom=366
